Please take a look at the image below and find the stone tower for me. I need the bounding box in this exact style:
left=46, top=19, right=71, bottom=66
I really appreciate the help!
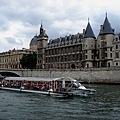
left=82, top=20, right=96, bottom=68
left=37, top=24, right=48, bottom=69
left=97, top=14, right=114, bottom=67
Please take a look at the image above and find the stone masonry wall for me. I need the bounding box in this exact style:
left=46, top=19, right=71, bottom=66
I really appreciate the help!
left=21, top=69, right=120, bottom=84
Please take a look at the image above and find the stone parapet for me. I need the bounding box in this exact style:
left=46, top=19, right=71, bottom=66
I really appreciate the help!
left=25, top=69, right=120, bottom=84
left=0, top=68, right=120, bottom=84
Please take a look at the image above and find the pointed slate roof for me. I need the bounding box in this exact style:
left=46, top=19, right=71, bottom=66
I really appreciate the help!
left=40, top=23, right=44, bottom=36
left=101, top=16, right=114, bottom=35
left=84, top=22, right=96, bottom=38
left=38, top=23, right=48, bottom=38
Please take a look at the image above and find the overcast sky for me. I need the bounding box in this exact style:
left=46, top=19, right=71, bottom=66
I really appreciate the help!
left=0, top=0, right=120, bottom=52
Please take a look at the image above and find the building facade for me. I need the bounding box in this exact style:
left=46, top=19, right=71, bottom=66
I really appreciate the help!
left=33, top=15, right=120, bottom=69
left=0, top=48, right=35, bottom=69
left=1, top=14, right=119, bottom=70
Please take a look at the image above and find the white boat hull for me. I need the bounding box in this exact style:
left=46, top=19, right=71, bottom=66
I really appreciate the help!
left=72, top=88, right=96, bottom=96
left=0, top=86, right=73, bottom=98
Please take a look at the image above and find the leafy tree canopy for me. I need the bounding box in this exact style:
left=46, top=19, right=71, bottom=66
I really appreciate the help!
left=20, top=52, right=37, bottom=69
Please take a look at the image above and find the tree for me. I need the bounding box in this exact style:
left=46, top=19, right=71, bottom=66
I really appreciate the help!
left=20, top=52, right=37, bottom=69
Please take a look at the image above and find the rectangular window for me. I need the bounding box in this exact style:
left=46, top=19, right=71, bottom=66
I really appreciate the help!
left=105, top=48, right=107, bottom=51
left=116, top=52, right=119, bottom=58
left=92, top=55, right=93, bottom=59
left=105, top=53, right=107, bottom=57
left=87, top=64, right=89, bottom=68
left=110, top=47, right=112, bottom=51
left=116, top=45, right=118, bottom=49
left=110, top=53, right=112, bottom=58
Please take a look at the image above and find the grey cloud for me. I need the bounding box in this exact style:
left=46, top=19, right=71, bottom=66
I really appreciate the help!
left=1, top=0, right=120, bottom=52
left=5, top=37, right=23, bottom=45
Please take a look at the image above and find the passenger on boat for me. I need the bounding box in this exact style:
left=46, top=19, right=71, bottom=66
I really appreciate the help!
left=48, top=86, right=53, bottom=92
left=41, top=85, right=45, bottom=90
left=0, top=82, right=2, bottom=86
left=23, top=82, right=26, bottom=89
left=60, top=88, right=66, bottom=92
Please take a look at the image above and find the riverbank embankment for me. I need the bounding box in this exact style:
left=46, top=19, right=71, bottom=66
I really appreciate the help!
left=21, top=67, right=120, bottom=84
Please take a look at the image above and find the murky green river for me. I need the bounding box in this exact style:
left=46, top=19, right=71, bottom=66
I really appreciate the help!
left=0, top=84, right=120, bottom=120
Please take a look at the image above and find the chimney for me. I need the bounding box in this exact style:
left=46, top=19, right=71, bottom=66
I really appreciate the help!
left=100, top=25, right=103, bottom=34
left=83, top=29, right=85, bottom=37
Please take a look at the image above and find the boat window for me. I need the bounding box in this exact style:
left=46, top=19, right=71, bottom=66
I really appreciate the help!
left=72, top=82, right=81, bottom=88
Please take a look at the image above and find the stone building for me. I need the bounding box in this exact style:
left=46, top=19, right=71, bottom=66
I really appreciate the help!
left=113, top=33, right=120, bottom=66
left=36, top=23, right=83, bottom=69
left=35, top=20, right=96, bottom=69
left=96, top=15, right=120, bottom=67
left=30, top=35, right=37, bottom=51
left=0, top=48, right=35, bottom=69
left=33, top=14, right=120, bottom=69
left=82, top=21, right=96, bottom=68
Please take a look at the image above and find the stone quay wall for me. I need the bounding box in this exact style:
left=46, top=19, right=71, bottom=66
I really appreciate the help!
left=22, top=67, right=120, bottom=84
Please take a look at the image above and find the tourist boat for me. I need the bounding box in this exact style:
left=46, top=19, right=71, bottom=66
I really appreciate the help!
left=71, top=81, right=96, bottom=96
left=0, top=77, right=95, bottom=97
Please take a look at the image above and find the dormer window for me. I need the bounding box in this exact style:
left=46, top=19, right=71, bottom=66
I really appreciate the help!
left=115, top=37, right=118, bottom=41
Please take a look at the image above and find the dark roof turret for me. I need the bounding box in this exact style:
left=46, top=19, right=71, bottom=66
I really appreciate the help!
left=84, top=21, right=96, bottom=38
left=100, top=15, right=114, bottom=35
left=39, top=23, right=48, bottom=38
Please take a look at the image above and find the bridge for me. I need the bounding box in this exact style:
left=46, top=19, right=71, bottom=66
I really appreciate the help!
left=0, top=69, right=57, bottom=78
left=0, top=69, right=29, bottom=77
left=0, top=69, right=52, bottom=77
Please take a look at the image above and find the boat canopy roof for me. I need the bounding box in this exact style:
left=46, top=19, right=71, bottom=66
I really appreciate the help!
left=4, top=77, right=76, bottom=82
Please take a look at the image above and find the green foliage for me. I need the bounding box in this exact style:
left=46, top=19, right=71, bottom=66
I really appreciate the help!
left=20, top=52, right=37, bottom=69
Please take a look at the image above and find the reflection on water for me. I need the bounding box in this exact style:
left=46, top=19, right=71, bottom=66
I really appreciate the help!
left=0, top=84, right=120, bottom=120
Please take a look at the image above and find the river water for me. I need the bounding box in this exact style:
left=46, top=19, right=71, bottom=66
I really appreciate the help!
left=0, top=84, right=120, bottom=120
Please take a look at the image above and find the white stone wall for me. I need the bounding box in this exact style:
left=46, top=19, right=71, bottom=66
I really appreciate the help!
left=18, top=69, right=120, bottom=83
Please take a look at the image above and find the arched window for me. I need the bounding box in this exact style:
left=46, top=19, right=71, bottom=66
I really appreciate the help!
left=71, top=64, right=75, bottom=69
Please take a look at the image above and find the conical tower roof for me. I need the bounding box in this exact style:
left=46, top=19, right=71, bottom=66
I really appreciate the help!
left=84, top=21, right=96, bottom=38
left=101, top=15, right=114, bottom=35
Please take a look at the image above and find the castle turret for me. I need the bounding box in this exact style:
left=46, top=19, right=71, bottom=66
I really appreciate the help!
left=84, top=21, right=96, bottom=38
left=37, top=23, right=48, bottom=69
left=82, top=20, right=96, bottom=68
left=97, top=14, right=114, bottom=67
left=99, top=15, right=114, bottom=35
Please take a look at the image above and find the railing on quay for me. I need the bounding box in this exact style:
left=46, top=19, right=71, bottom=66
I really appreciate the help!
left=1, top=66, right=120, bottom=72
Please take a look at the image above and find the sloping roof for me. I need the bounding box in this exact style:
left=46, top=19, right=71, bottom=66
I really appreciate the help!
left=48, top=33, right=82, bottom=45
left=101, top=16, right=114, bottom=35
left=84, top=22, right=96, bottom=38
left=51, top=38, right=60, bottom=44
left=30, top=36, right=37, bottom=45
left=38, top=24, right=48, bottom=38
